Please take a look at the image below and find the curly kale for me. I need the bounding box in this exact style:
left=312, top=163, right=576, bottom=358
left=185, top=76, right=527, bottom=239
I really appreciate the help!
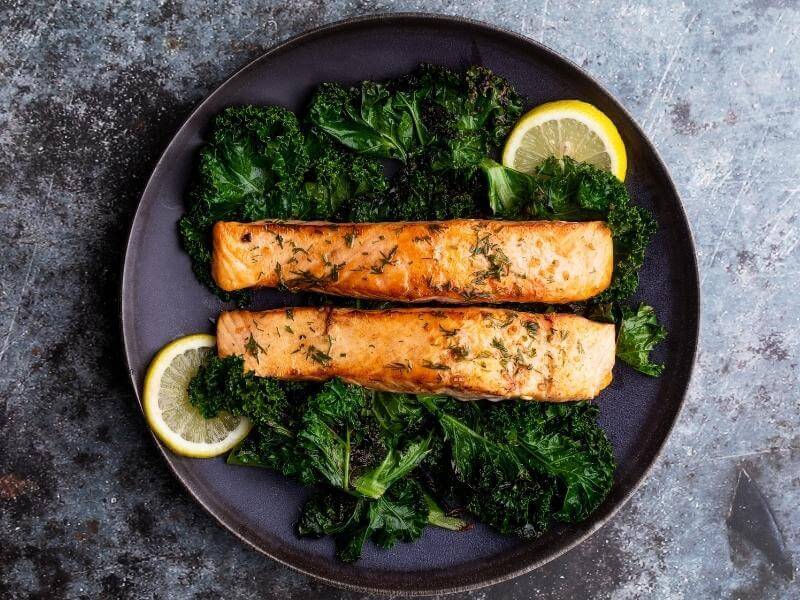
left=303, top=128, right=390, bottom=219
left=189, top=353, right=614, bottom=562
left=391, top=165, right=482, bottom=220
left=412, top=64, right=522, bottom=174
left=297, top=479, right=430, bottom=563
left=189, top=355, right=316, bottom=483
left=418, top=396, right=615, bottom=534
left=308, top=81, right=428, bottom=161
left=307, top=64, right=520, bottom=221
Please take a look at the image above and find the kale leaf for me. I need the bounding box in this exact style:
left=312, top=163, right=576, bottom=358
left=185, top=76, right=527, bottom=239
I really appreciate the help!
left=303, top=128, right=390, bottom=219
left=190, top=357, right=615, bottom=561
left=190, top=106, right=310, bottom=221
left=419, top=395, right=615, bottom=535
left=422, top=490, right=469, bottom=531
left=616, top=303, right=667, bottom=376
left=296, top=379, right=365, bottom=490
left=189, top=355, right=316, bottom=483
left=413, top=64, right=522, bottom=174
left=307, top=64, right=520, bottom=223
left=353, top=434, right=433, bottom=499
left=308, top=64, right=521, bottom=172
left=308, top=81, right=428, bottom=161
left=297, top=478, right=430, bottom=563
left=506, top=402, right=615, bottom=522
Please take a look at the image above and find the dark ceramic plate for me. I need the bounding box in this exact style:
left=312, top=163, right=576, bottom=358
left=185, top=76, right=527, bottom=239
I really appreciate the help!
left=121, top=13, right=699, bottom=595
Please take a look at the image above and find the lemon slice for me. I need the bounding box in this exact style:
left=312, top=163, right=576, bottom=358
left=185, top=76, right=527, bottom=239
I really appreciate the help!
left=502, top=100, right=627, bottom=180
left=143, top=334, right=251, bottom=458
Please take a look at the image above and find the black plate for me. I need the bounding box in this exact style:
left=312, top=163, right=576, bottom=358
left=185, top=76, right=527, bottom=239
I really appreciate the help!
left=121, top=13, right=699, bottom=595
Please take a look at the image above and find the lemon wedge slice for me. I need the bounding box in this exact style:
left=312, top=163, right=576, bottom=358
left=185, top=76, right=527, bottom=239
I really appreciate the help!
left=143, top=334, right=251, bottom=458
left=502, top=99, right=627, bottom=180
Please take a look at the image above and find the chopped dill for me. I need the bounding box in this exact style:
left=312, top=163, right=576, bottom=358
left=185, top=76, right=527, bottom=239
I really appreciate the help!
left=524, top=321, right=540, bottom=337
left=244, top=333, right=266, bottom=360
left=491, top=337, right=510, bottom=358
left=439, top=325, right=459, bottom=337
left=306, top=345, right=332, bottom=365
left=370, top=245, right=398, bottom=275
left=449, top=344, right=469, bottom=360
left=422, top=360, right=451, bottom=371
left=385, top=360, right=412, bottom=372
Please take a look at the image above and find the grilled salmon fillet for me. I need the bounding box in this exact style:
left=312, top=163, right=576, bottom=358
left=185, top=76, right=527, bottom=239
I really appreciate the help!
left=216, top=307, right=615, bottom=401
left=212, top=219, right=613, bottom=304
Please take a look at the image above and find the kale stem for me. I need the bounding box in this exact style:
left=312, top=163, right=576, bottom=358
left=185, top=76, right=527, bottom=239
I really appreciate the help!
left=343, top=428, right=351, bottom=491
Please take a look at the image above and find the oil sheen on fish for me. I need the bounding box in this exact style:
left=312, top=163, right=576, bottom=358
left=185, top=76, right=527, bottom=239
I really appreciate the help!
left=216, top=307, right=616, bottom=402
left=212, top=219, right=613, bottom=304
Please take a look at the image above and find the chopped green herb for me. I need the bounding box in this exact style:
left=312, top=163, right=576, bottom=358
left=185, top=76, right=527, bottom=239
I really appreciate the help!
left=421, top=360, right=451, bottom=371
left=370, top=246, right=399, bottom=275
left=524, top=321, right=540, bottom=338
left=386, top=360, right=413, bottom=372
left=245, top=333, right=266, bottom=360
left=439, top=325, right=459, bottom=337
left=471, top=231, right=511, bottom=285
left=306, top=345, right=333, bottom=365
left=491, top=337, right=510, bottom=358
left=449, top=344, right=470, bottom=361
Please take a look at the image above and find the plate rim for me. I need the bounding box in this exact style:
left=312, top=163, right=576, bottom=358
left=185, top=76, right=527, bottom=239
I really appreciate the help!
left=120, top=12, right=700, bottom=596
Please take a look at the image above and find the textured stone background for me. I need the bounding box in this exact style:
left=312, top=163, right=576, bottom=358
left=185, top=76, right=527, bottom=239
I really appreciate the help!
left=1, top=1, right=798, bottom=598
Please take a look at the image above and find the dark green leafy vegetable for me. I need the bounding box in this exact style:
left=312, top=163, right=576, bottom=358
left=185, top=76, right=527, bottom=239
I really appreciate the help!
left=413, top=64, right=522, bottom=174
left=190, top=106, right=310, bottom=221
left=481, top=156, right=657, bottom=302
left=298, top=479, right=429, bottom=562
left=296, top=378, right=367, bottom=490
left=465, top=465, right=555, bottom=538
left=304, top=129, right=390, bottom=219
left=580, top=302, right=667, bottom=377
left=353, top=434, right=432, bottom=499
left=307, top=64, right=521, bottom=223
left=365, top=478, right=429, bottom=550
left=180, top=64, right=666, bottom=563
left=189, top=355, right=316, bottom=484
left=309, top=64, right=521, bottom=172
left=296, top=489, right=364, bottom=539
left=418, top=395, right=615, bottom=534
left=190, top=355, right=615, bottom=562
left=616, top=303, right=667, bottom=376
left=423, top=491, right=469, bottom=531
left=308, top=81, right=428, bottom=161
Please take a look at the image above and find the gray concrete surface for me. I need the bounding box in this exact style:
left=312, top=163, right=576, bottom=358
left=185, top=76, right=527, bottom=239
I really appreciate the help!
left=1, top=1, right=798, bottom=598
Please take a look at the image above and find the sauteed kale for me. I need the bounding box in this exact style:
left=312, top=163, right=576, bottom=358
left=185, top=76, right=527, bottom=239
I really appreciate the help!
left=180, top=64, right=665, bottom=561
left=190, top=356, right=613, bottom=562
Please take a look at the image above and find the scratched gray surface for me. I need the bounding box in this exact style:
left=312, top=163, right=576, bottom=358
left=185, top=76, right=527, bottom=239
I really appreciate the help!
left=0, top=1, right=798, bottom=598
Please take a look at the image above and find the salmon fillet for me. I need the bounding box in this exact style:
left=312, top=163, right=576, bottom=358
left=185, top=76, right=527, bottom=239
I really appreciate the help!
left=212, top=219, right=613, bottom=304
left=216, top=307, right=615, bottom=401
